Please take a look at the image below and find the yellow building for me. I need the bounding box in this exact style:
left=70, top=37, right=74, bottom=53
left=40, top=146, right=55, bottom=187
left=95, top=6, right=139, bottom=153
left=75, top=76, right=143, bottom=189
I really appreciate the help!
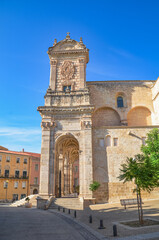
left=0, top=149, right=31, bottom=201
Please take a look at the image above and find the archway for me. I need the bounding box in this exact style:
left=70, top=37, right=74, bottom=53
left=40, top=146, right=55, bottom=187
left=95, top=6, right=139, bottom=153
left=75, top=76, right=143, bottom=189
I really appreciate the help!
left=92, top=107, right=121, bottom=127
left=127, top=106, right=151, bottom=126
left=33, top=189, right=38, bottom=194
left=55, top=134, right=79, bottom=197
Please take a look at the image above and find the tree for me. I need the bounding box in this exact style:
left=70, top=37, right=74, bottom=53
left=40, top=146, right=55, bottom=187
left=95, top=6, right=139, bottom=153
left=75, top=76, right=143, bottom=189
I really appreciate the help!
left=141, top=128, right=159, bottom=188
left=119, top=154, right=146, bottom=224
left=118, top=128, right=159, bottom=224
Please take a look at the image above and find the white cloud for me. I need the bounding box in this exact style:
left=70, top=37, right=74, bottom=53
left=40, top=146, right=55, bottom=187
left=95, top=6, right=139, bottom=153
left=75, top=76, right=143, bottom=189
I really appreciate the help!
left=0, top=127, right=41, bottom=137
left=0, top=127, right=41, bottom=153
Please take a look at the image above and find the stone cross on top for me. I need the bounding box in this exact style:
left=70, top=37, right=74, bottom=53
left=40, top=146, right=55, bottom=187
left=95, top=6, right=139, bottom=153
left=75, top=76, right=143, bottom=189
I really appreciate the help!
left=66, top=32, right=70, bottom=39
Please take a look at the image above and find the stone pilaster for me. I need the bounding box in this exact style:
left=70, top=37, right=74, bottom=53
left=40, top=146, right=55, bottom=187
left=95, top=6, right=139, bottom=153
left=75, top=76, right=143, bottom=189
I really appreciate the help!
left=39, top=120, right=56, bottom=197
left=79, top=58, right=86, bottom=89
left=39, top=126, right=50, bottom=196
left=79, top=119, right=93, bottom=199
left=49, top=60, right=57, bottom=90
left=49, top=126, right=56, bottom=196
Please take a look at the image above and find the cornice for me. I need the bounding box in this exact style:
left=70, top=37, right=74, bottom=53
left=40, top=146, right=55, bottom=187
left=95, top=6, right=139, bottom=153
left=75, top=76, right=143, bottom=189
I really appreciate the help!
left=37, top=105, right=94, bottom=115
left=86, top=80, right=155, bottom=85
left=48, top=49, right=89, bottom=63
left=44, top=89, right=90, bottom=98
left=48, top=49, right=89, bottom=54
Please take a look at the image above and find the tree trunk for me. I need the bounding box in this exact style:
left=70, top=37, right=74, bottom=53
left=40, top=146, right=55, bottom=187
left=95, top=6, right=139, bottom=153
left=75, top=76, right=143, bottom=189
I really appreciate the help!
left=136, top=187, right=141, bottom=223
left=137, top=187, right=144, bottom=225
left=139, top=190, right=144, bottom=224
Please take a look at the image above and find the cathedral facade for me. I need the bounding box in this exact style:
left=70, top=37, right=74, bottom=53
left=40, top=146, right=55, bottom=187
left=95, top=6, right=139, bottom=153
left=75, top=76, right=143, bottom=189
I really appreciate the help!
left=38, top=33, right=159, bottom=203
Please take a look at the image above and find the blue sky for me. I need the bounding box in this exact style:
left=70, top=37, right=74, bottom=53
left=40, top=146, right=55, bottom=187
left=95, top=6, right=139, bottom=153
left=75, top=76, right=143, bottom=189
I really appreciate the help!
left=0, top=0, right=159, bottom=153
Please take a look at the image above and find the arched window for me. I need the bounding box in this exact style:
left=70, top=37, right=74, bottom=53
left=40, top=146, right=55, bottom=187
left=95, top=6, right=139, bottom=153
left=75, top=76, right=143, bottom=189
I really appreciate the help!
left=117, top=96, right=124, bottom=108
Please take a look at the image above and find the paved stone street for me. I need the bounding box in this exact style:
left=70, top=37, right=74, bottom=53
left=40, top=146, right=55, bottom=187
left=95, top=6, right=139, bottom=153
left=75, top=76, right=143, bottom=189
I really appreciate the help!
left=49, top=199, right=159, bottom=240
left=0, top=207, right=101, bottom=240
left=1, top=200, right=159, bottom=240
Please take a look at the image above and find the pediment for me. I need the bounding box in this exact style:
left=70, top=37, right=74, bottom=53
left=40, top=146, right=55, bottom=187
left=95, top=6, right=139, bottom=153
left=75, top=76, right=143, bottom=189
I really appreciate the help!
left=57, top=40, right=86, bottom=51
left=47, top=35, right=89, bottom=62
left=48, top=39, right=87, bottom=54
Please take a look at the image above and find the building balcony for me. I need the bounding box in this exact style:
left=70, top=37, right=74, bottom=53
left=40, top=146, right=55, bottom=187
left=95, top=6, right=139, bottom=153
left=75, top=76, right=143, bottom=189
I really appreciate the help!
left=0, top=175, right=29, bottom=179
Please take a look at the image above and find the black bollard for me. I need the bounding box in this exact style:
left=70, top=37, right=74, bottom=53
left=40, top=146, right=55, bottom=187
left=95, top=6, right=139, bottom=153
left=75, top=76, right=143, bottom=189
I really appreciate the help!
left=63, top=208, right=65, bottom=213
left=68, top=209, right=70, bottom=214
left=74, top=210, right=76, bottom=218
left=98, top=220, right=105, bottom=229
left=89, top=215, right=92, bottom=223
left=113, top=224, right=117, bottom=237
left=58, top=206, right=60, bottom=211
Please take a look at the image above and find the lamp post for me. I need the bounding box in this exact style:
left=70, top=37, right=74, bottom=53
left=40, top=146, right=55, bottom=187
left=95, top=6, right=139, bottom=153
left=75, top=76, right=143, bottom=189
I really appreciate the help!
left=5, top=180, right=9, bottom=202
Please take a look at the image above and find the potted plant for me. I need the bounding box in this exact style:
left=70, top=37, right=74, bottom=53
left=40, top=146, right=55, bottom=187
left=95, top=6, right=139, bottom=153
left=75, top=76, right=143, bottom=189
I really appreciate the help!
left=25, top=197, right=32, bottom=208
left=89, top=181, right=100, bottom=192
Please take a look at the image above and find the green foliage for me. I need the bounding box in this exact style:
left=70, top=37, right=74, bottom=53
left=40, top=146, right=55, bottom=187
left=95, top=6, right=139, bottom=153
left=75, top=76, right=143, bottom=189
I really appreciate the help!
left=119, top=154, right=154, bottom=193
left=141, top=128, right=159, bottom=185
left=119, top=128, right=159, bottom=193
left=118, top=128, right=159, bottom=225
left=89, top=181, right=100, bottom=192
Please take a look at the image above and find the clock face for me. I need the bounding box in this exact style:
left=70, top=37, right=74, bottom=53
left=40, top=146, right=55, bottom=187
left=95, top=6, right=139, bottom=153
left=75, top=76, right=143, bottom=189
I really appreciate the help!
left=61, top=61, right=75, bottom=80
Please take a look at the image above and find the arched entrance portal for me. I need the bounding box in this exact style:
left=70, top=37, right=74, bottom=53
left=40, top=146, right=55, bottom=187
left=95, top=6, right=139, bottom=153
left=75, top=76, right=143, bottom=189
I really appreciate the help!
left=55, top=134, right=79, bottom=197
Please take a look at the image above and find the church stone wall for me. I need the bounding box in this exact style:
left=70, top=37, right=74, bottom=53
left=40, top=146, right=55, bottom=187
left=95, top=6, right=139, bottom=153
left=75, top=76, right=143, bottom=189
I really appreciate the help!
left=127, top=107, right=151, bottom=126
left=92, top=107, right=121, bottom=127
left=152, top=77, right=159, bottom=124
left=38, top=34, right=159, bottom=205
left=87, top=80, right=155, bottom=125
left=92, top=126, right=159, bottom=203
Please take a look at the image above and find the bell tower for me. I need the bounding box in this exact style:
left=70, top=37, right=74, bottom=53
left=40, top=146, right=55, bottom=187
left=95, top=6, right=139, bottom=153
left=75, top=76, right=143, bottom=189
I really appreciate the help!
left=38, top=33, right=94, bottom=204
left=48, top=32, right=89, bottom=92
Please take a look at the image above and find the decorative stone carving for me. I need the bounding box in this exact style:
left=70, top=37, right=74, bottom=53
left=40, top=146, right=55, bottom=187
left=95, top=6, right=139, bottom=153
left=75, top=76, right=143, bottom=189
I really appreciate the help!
left=61, top=61, right=75, bottom=80
left=79, top=59, right=85, bottom=63
left=66, top=32, right=70, bottom=40
left=81, top=120, right=92, bottom=129
left=41, top=120, right=56, bottom=129
left=53, top=38, right=57, bottom=46
left=50, top=60, right=57, bottom=65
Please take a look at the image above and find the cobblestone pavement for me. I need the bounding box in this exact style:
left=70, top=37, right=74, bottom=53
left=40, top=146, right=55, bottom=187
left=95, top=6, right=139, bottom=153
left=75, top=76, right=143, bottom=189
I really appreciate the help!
left=1, top=199, right=159, bottom=240
left=0, top=206, right=103, bottom=240
left=49, top=199, right=159, bottom=240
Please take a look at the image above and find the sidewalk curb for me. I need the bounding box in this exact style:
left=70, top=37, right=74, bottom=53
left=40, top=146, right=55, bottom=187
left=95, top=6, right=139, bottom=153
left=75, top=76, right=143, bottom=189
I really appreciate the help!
left=48, top=209, right=108, bottom=240
left=48, top=209, right=159, bottom=240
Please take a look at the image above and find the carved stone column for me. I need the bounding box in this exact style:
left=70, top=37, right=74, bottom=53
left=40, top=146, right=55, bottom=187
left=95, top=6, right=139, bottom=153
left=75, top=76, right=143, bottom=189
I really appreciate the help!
left=79, top=120, right=93, bottom=199
left=66, top=155, right=69, bottom=194
left=61, top=157, right=65, bottom=196
left=49, top=60, right=57, bottom=90
left=70, top=164, right=73, bottom=193
left=68, top=163, right=70, bottom=194
left=64, top=155, right=67, bottom=195
left=79, top=58, right=86, bottom=89
left=39, top=120, right=56, bottom=197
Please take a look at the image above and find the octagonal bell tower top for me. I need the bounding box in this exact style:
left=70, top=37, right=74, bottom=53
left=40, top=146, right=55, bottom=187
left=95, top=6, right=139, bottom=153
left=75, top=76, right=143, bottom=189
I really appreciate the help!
left=47, top=33, right=89, bottom=92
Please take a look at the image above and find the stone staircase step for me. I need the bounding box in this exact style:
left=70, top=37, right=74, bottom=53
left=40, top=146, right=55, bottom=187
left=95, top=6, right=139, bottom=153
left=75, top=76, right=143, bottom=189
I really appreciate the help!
left=49, top=197, right=83, bottom=210
left=10, top=194, right=38, bottom=207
